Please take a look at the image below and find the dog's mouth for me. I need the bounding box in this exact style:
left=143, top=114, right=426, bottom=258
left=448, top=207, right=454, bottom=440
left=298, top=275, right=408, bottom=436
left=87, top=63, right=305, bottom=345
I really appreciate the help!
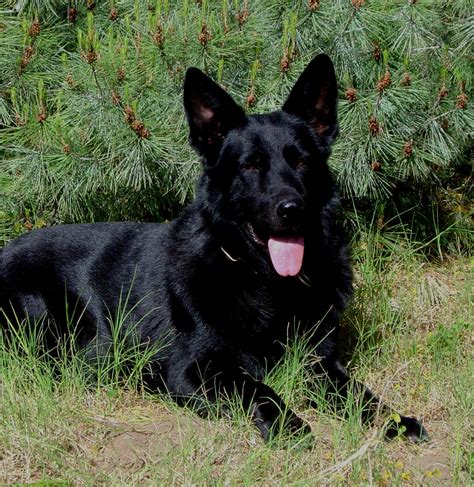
left=247, top=223, right=304, bottom=277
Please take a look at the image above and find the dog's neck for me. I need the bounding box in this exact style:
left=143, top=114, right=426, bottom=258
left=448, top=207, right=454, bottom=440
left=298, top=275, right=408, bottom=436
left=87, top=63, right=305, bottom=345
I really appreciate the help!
left=220, top=245, right=312, bottom=287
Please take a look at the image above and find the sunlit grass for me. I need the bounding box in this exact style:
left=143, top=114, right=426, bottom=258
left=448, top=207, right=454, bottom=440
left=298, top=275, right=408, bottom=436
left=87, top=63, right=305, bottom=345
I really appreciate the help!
left=0, top=231, right=472, bottom=484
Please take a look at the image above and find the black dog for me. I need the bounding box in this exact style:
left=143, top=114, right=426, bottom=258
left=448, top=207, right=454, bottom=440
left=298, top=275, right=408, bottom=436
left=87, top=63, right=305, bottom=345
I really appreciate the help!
left=0, top=54, right=427, bottom=442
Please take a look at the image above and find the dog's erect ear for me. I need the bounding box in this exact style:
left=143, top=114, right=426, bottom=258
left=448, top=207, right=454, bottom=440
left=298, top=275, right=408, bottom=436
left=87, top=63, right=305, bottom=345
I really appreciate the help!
left=283, top=54, right=338, bottom=142
left=184, top=67, right=246, bottom=159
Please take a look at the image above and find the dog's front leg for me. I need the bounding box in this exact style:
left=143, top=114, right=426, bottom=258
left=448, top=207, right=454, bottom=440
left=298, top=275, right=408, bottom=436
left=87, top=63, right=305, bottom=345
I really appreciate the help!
left=231, top=376, right=311, bottom=442
left=171, top=366, right=311, bottom=442
left=202, top=370, right=311, bottom=442
left=316, top=359, right=429, bottom=442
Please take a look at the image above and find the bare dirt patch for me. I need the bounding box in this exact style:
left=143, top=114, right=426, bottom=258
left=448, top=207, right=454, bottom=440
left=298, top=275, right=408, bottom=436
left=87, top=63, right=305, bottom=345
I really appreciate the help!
left=96, top=411, right=208, bottom=472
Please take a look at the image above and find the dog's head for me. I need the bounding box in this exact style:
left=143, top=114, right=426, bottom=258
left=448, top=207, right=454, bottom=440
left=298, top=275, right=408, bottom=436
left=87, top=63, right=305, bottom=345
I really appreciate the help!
left=184, top=54, right=338, bottom=277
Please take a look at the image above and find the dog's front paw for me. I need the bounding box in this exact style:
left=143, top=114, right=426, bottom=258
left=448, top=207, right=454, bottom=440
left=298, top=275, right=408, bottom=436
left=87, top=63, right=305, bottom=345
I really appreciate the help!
left=286, top=414, right=312, bottom=437
left=385, top=414, right=429, bottom=443
left=254, top=408, right=311, bottom=443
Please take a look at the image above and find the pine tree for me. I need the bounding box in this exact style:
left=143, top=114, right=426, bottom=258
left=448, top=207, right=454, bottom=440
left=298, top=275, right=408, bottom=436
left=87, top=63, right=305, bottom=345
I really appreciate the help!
left=0, top=1, right=472, bottom=248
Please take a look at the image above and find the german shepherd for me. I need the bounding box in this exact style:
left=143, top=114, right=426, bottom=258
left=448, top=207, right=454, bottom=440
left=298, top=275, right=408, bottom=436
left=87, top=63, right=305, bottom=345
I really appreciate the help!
left=0, top=54, right=428, bottom=443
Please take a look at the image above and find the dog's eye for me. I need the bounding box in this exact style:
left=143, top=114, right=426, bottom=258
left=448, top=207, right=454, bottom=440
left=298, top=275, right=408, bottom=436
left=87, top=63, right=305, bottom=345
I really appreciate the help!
left=295, top=158, right=307, bottom=169
left=244, top=163, right=260, bottom=172
left=243, top=156, right=263, bottom=172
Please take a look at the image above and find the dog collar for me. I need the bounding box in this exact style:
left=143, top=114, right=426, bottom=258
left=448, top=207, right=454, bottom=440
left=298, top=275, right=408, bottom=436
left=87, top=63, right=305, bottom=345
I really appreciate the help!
left=221, top=246, right=239, bottom=262
left=221, top=246, right=312, bottom=287
left=298, top=272, right=312, bottom=287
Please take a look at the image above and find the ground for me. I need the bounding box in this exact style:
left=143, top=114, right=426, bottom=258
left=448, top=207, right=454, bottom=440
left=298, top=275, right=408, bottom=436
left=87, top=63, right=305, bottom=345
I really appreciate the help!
left=0, top=254, right=472, bottom=485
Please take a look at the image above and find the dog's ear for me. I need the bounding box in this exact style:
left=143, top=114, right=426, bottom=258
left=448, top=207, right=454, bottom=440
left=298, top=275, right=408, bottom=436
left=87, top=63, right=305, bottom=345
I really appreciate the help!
left=283, top=54, right=338, bottom=143
left=184, top=67, right=246, bottom=160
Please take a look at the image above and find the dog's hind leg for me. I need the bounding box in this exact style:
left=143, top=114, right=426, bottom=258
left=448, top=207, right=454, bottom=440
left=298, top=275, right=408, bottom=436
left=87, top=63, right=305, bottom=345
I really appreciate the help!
left=315, top=358, right=429, bottom=442
left=0, top=292, right=48, bottom=331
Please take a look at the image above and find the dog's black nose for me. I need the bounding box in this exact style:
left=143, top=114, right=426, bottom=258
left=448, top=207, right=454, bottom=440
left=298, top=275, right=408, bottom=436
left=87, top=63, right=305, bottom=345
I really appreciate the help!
left=277, top=199, right=304, bottom=221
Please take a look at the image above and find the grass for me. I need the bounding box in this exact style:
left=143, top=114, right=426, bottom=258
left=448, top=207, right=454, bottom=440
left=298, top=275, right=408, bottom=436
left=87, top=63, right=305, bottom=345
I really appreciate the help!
left=0, top=228, right=472, bottom=485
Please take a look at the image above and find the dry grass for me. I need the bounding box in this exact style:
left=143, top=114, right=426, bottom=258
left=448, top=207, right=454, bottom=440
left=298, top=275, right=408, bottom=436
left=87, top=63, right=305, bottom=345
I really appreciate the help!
left=0, top=254, right=472, bottom=485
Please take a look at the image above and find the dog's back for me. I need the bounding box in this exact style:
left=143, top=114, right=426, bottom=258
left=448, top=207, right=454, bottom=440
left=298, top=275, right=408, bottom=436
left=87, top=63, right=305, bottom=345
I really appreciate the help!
left=1, top=223, right=171, bottom=346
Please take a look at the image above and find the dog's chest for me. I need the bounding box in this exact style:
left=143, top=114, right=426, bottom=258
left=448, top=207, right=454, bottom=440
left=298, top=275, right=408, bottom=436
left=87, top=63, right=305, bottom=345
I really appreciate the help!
left=201, top=270, right=314, bottom=337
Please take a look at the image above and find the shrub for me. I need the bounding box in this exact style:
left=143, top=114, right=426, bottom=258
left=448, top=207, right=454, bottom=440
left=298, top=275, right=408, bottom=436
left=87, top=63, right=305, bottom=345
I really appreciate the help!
left=0, top=1, right=472, bottom=250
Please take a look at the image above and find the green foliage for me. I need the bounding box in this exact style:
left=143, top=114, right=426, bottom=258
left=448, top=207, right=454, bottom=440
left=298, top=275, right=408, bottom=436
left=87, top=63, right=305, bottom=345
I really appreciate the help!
left=0, top=1, right=472, bottom=242
left=426, top=320, right=472, bottom=363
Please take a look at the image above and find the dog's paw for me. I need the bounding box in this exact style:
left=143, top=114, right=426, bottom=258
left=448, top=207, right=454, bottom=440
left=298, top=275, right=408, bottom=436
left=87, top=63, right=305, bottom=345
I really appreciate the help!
left=286, top=414, right=312, bottom=437
left=256, top=412, right=311, bottom=444
left=384, top=414, right=429, bottom=443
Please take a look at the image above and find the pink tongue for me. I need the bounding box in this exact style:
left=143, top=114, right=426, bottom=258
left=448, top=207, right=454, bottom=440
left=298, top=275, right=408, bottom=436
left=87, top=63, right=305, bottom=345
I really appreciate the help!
left=268, top=236, right=304, bottom=277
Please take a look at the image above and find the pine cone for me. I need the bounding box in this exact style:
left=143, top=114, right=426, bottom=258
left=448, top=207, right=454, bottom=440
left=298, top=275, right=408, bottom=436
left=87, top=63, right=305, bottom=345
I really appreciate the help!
left=131, top=120, right=150, bottom=138
left=67, top=7, right=77, bottom=23
left=376, top=70, right=391, bottom=92
left=235, top=1, right=250, bottom=26
left=246, top=92, right=256, bottom=108
left=280, top=51, right=290, bottom=72
left=368, top=116, right=380, bottom=136
left=345, top=87, right=357, bottom=103
left=352, top=0, right=366, bottom=9
left=403, top=140, right=413, bottom=158
left=65, top=73, right=75, bottom=87
left=84, top=49, right=98, bottom=64
left=401, top=72, right=411, bottom=86
left=371, top=160, right=381, bottom=171
left=37, top=106, right=47, bottom=124
left=373, top=44, right=381, bottom=61
left=124, top=106, right=135, bottom=124
left=198, top=23, right=212, bottom=45
left=308, top=0, right=320, bottom=10
left=437, top=84, right=448, bottom=101
left=20, top=46, right=35, bottom=72
left=109, top=8, right=119, bottom=21
left=28, top=18, right=41, bottom=38
left=15, top=114, right=26, bottom=126
left=117, top=67, right=126, bottom=82
left=111, top=90, right=121, bottom=105
left=153, top=25, right=164, bottom=46
left=456, top=92, right=467, bottom=109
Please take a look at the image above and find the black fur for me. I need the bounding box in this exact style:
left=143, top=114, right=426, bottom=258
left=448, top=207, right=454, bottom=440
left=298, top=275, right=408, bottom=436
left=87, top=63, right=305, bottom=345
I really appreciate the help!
left=0, top=54, right=427, bottom=443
